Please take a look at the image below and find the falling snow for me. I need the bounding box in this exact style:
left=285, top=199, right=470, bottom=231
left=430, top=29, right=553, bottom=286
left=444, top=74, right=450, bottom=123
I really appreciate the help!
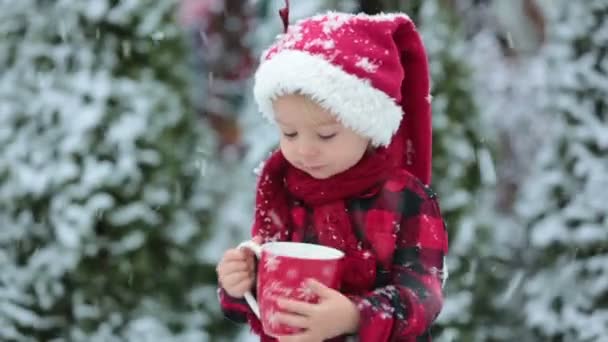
left=355, top=57, right=379, bottom=72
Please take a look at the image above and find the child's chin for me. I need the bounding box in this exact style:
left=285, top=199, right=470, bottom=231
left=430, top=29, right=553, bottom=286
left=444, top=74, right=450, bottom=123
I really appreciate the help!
left=306, top=169, right=334, bottom=179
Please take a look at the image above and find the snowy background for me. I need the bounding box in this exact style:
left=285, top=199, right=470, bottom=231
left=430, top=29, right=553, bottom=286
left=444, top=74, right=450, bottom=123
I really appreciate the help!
left=1, top=0, right=606, bottom=341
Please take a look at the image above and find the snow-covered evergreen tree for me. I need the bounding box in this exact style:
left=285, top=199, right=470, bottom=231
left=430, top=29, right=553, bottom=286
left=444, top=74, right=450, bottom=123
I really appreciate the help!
left=0, top=1, right=229, bottom=340
left=443, top=1, right=554, bottom=339
left=517, top=1, right=608, bottom=340
left=454, top=0, right=608, bottom=340
left=460, top=30, right=551, bottom=342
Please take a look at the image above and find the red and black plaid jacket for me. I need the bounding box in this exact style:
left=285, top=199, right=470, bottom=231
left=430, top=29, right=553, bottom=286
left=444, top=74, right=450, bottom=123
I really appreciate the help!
left=219, top=169, right=448, bottom=341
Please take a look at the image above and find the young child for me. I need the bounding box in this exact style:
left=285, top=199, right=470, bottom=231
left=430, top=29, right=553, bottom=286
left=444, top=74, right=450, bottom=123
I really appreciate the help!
left=216, top=10, right=448, bottom=342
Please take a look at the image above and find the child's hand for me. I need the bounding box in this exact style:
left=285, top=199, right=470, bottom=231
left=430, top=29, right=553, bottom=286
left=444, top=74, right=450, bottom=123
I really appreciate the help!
left=275, top=279, right=360, bottom=342
left=216, top=237, right=262, bottom=298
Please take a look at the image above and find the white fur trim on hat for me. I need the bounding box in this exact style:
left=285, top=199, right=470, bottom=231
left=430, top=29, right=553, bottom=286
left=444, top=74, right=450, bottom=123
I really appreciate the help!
left=253, top=50, right=403, bottom=147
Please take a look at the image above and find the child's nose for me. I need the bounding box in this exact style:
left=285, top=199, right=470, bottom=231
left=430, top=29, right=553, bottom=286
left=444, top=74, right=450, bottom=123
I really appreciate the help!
left=297, top=141, right=319, bottom=157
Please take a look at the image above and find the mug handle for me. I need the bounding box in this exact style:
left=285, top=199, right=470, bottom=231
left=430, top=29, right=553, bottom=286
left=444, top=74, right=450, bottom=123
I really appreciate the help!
left=237, top=240, right=263, bottom=318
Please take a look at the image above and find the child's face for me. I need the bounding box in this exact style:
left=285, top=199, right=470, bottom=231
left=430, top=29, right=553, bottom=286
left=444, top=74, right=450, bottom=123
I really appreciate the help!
left=272, top=94, right=370, bottom=179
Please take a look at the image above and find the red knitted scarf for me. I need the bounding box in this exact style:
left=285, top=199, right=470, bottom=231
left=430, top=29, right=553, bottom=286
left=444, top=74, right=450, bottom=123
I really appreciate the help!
left=252, top=143, right=402, bottom=290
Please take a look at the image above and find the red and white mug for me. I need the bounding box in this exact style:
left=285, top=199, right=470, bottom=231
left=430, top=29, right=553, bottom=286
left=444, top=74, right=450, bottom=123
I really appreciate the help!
left=238, top=240, right=344, bottom=337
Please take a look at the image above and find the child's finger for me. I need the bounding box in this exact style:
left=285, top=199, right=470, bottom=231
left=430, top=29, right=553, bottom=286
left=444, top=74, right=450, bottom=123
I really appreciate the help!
left=246, top=260, right=255, bottom=272
left=276, top=331, right=316, bottom=342
left=277, top=298, right=316, bottom=316
left=240, top=248, right=257, bottom=261
left=223, top=249, right=247, bottom=262
left=232, top=279, right=256, bottom=294
left=305, top=279, right=334, bottom=299
left=218, top=260, right=250, bottom=274
left=221, top=271, right=251, bottom=287
left=275, top=312, right=310, bottom=329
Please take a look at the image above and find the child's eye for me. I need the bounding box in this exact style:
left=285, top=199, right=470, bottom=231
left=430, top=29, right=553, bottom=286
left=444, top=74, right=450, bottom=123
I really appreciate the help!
left=318, top=133, right=337, bottom=140
left=283, top=132, right=297, bottom=138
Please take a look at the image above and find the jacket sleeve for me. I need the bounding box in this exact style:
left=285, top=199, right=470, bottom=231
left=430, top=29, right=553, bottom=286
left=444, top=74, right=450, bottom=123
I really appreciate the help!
left=349, top=184, right=449, bottom=341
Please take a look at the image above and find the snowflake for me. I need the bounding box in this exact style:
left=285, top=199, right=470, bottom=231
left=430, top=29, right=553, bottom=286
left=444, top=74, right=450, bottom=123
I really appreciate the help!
left=373, top=285, right=397, bottom=298
left=322, top=14, right=351, bottom=34
left=356, top=57, right=379, bottom=73
left=358, top=299, right=372, bottom=309
left=304, top=38, right=335, bottom=50
left=295, top=282, right=318, bottom=301
left=322, top=266, right=334, bottom=279
left=322, top=40, right=335, bottom=49
left=264, top=232, right=283, bottom=243
left=286, top=268, right=299, bottom=279
left=380, top=311, right=392, bottom=320
left=380, top=302, right=395, bottom=314
left=265, top=307, right=281, bottom=329
left=264, top=254, right=281, bottom=272
left=253, top=160, right=265, bottom=176
left=268, top=210, right=283, bottom=227
left=441, top=257, right=449, bottom=287
left=356, top=241, right=363, bottom=250
left=425, top=94, right=433, bottom=103
left=393, top=221, right=401, bottom=233
left=364, top=13, right=411, bottom=22
left=426, top=264, right=436, bottom=273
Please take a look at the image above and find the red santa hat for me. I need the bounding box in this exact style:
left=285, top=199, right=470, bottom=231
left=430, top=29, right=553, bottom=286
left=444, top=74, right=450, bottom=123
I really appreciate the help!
left=254, top=11, right=433, bottom=184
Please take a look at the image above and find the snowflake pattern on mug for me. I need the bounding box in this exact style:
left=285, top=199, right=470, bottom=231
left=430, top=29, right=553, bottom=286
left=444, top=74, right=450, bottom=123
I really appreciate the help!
left=264, top=253, right=281, bottom=272
left=322, top=265, right=334, bottom=280
left=265, top=307, right=281, bottom=329
left=286, top=268, right=299, bottom=280
left=295, top=281, right=318, bottom=301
